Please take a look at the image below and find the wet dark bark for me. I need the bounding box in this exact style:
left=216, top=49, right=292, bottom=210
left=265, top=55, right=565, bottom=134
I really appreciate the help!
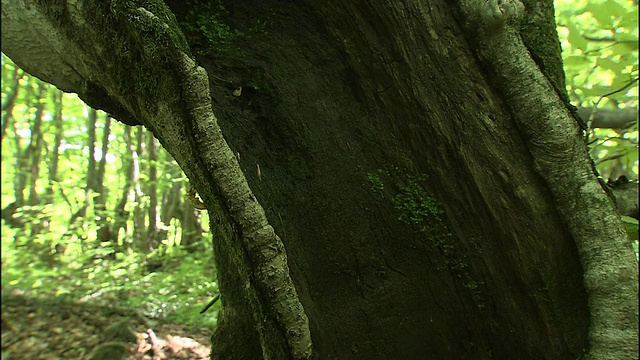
left=169, top=1, right=593, bottom=358
left=171, top=2, right=600, bottom=358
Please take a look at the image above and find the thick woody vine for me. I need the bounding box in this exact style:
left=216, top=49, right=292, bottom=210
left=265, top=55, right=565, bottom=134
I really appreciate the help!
left=134, top=6, right=313, bottom=360
left=456, top=1, right=638, bottom=359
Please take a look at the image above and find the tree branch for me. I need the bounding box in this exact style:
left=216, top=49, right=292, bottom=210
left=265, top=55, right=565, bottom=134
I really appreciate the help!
left=577, top=107, right=637, bottom=130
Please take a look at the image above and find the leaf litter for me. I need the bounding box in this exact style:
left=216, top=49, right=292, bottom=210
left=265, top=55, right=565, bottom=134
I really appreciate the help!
left=1, top=286, right=211, bottom=360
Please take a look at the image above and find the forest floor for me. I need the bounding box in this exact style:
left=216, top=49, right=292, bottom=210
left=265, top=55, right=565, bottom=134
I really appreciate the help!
left=1, top=286, right=212, bottom=360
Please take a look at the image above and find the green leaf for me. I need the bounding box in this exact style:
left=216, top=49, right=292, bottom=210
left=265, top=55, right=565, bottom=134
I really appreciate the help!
left=618, top=40, right=639, bottom=53
left=605, top=0, right=627, bottom=19
left=564, top=55, right=592, bottom=68
left=596, top=57, right=626, bottom=74
left=588, top=3, right=614, bottom=27
left=618, top=15, right=638, bottom=30
left=621, top=216, right=639, bottom=241
left=567, top=22, right=589, bottom=51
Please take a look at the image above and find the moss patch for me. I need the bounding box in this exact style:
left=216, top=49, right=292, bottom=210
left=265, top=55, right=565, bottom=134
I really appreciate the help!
left=180, top=1, right=240, bottom=52
left=380, top=172, right=486, bottom=309
left=366, top=171, right=385, bottom=196
left=393, top=175, right=444, bottom=230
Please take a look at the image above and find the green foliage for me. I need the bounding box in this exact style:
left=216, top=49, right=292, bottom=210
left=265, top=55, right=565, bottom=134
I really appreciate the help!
left=621, top=216, right=639, bottom=240
left=621, top=215, right=639, bottom=260
left=555, top=0, right=638, bottom=179
left=1, top=54, right=218, bottom=331
left=0, top=1, right=637, bottom=340
left=366, top=171, right=384, bottom=195
left=1, top=226, right=219, bottom=330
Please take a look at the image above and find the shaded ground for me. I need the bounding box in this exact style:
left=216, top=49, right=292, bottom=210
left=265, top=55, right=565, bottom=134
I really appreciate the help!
left=1, top=287, right=212, bottom=360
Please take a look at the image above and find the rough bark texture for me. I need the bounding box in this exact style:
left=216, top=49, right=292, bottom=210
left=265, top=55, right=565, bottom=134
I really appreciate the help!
left=456, top=0, right=638, bottom=358
left=3, top=0, right=638, bottom=359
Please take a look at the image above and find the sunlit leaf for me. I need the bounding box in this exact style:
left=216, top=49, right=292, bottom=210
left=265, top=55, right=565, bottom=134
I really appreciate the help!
left=564, top=55, right=592, bottom=68
left=621, top=216, right=639, bottom=241
left=567, top=22, right=589, bottom=51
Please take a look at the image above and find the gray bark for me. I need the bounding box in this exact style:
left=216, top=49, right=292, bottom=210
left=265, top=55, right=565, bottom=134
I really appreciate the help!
left=578, top=107, right=638, bottom=130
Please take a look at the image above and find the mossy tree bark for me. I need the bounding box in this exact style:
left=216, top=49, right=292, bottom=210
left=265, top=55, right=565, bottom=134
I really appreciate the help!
left=2, top=0, right=637, bottom=359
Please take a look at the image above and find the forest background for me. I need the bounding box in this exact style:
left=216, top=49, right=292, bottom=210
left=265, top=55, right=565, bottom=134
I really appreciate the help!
left=1, top=0, right=638, bottom=349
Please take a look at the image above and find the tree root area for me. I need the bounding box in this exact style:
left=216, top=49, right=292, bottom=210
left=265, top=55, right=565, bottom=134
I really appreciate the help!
left=1, top=287, right=212, bottom=360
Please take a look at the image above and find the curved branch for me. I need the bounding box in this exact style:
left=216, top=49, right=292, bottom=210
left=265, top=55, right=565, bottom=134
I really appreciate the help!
left=175, top=53, right=312, bottom=359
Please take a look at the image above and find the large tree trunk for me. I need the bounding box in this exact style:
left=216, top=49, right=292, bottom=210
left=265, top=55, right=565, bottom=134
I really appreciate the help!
left=2, top=1, right=637, bottom=359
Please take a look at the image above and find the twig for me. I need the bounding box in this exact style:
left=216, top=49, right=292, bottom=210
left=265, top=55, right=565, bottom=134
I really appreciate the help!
left=200, top=293, right=220, bottom=314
